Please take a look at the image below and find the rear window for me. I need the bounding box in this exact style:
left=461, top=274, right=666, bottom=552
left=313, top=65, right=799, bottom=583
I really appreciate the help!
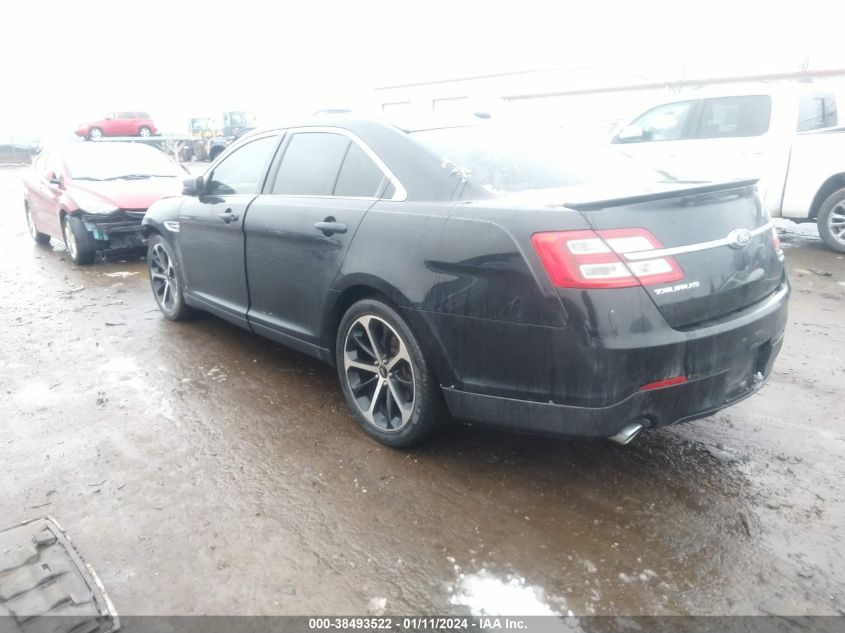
left=696, top=96, right=771, bottom=138
left=411, top=125, right=669, bottom=194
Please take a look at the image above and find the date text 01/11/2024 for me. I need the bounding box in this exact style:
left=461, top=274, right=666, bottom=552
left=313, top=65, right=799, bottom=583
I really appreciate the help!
left=307, top=617, right=534, bottom=630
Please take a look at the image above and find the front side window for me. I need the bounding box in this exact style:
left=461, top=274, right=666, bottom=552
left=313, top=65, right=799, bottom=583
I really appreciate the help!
left=205, top=135, right=278, bottom=195
left=696, top=95, right=771, bottom=138
left=624, top=100, right=694, bottom=142
left=272, top=132, right=350, bottom=195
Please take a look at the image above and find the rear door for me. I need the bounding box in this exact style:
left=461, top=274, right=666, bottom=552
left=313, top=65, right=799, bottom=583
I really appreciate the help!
left=243, top=129, right=395, bottom=349
left=178, top=133, right=281, bottom=327
left=118, top=112, right=137, bottom=135
left=573, top=182, right=784, bottom=329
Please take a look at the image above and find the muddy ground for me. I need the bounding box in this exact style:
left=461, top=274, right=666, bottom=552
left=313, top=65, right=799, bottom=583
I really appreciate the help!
left=1, top=166, right=843, bottom=617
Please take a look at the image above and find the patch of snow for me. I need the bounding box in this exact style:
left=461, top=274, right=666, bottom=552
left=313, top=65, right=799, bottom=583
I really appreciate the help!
left=449, top=570, right=559, bottom=616
left=16, top=382, right=59, bottom=404
left=103, top=271, right=138, bottom=278
left=773, top=218, right=819, bottom=238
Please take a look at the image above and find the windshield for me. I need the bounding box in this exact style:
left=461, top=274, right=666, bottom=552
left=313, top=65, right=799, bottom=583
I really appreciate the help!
left=229, top=112, right=248, bottom=127
left=64, top=143, right=184, bottom=181
left=410, top=125, right=672, bottom=194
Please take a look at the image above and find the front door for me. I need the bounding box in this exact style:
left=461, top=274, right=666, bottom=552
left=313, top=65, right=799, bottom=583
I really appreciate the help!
left=244, top=130, right=393, bottom=351
left=178, top=133, right=281, bottom=327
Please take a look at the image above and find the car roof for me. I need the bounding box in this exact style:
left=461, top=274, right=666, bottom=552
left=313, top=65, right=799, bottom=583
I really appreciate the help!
left=243, top=113, right=500, bottom=139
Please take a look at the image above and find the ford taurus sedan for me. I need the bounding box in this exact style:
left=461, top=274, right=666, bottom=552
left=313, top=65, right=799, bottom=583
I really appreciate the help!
left=141, top=116, right=789, bottom=448
left=23, top=142, right=186, bottom=264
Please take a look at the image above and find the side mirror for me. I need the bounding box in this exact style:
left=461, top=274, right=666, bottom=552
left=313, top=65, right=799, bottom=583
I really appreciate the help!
left=105, top=113, right=114, bottom=120
left=615, top=124, right=645, bottom=143
left=48, top=172, right=63, bottom=187
left=182, top=175, right=204, bottom=196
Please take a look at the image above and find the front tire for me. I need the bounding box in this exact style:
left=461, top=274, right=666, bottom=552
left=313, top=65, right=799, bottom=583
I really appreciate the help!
left=62, top=215, right=95, bottom=264
left=336, top=299, right=444, bottom=447
left=147, top=234, right=193, bottom=320
left=818, top=188, right=845, bottom=253
left=138, top=126, right=151, bottom=137
left=25, top=204, right=50, bottom=244
left=88, top=127, right=103, bottom=140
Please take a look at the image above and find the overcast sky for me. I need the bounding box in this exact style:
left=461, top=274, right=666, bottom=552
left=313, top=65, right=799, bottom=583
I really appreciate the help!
left=2, top=0, right=844, bottom=139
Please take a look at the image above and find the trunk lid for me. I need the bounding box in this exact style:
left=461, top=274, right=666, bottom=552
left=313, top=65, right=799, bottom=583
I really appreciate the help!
left=563, top=180, right=784, bottom=328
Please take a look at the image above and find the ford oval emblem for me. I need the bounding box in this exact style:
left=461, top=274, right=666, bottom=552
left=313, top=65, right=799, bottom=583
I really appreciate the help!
left=727, top=228, right=752, bottom=249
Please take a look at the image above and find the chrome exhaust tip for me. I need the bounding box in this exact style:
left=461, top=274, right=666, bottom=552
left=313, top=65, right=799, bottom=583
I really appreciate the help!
left=608, top=422, right=644, bottom=446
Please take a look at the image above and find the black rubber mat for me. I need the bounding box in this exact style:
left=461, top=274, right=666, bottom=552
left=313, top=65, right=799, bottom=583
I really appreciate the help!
left=0, top=517, right=118, bottom=632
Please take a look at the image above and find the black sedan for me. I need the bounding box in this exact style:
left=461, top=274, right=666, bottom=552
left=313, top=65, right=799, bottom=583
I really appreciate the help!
left=142, top=116, right=789, bottom=447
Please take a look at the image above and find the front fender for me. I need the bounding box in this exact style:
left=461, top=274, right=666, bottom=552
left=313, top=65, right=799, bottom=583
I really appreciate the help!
left=141, top=196, right=184, bottom=237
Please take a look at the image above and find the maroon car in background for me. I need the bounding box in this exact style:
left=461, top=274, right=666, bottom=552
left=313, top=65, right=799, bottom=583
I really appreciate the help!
left=23, top=142, right=186, bottom=264
left=75, top=112, right=158, bottom=139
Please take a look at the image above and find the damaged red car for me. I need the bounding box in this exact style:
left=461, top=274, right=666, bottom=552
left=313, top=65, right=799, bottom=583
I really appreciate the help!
left=23, top=142, right=187, bottom=264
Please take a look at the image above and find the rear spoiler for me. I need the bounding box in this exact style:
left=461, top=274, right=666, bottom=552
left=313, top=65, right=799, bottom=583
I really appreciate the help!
left=562, top=179, right=759, bottom=211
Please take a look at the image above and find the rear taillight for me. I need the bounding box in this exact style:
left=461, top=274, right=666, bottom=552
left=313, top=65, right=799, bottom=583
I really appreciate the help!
left=771, top=226, right=781, bottom=251
left=531, top=228, right=684, bottom=289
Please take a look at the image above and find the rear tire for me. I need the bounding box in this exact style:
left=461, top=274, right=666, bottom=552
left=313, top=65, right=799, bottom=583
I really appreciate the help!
left=62, top=215, right=95, bottom=264
left=25, top=204, right=50, bottom=244
left=817, top=188, right=845, bottom=253
left=147, top=234, right=194, bottom=321
left=208, top=146, right=223, bottom=162
left=88, top=127, right=103, bottom=140
left=336, top=298, right=444, bottom=447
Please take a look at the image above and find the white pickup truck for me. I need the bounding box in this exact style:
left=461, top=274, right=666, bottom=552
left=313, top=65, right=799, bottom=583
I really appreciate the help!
left=611, top=84, right=845, bottom=252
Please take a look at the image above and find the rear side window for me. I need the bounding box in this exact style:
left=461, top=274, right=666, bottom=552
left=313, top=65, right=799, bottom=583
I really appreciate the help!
left=334, top=142, right=386, bottom=197
left=797, top=93, right=838, bottom=131
left=206, top=135, right=279, bottom=195
left=119, top=112, right=136, bottom=119
left=272, top=132, right=350, bottom=195
left=696, top=96, right=771, bottom=138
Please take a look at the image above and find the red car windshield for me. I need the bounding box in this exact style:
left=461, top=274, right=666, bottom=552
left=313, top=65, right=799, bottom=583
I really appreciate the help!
left=63, top=143, right=183, bottom=181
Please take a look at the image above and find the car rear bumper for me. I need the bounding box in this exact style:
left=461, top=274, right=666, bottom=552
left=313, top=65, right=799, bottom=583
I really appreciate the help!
left=442, top=335, right=782, bottom=437
left=432, top=281, right=789, bottom=439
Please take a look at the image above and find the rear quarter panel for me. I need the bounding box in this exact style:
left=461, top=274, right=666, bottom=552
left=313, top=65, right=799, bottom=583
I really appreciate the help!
left=333, top=200, right=590, bottom=392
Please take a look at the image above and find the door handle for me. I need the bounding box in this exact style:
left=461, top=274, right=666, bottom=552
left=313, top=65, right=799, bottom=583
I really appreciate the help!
left=314, top=217, right=348, bottom=236
left=218, top=209, right=239, bottom=224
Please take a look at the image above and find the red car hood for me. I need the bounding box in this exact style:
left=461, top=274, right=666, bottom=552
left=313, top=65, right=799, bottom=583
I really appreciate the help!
left=68, top=177, right=183, bottom=210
